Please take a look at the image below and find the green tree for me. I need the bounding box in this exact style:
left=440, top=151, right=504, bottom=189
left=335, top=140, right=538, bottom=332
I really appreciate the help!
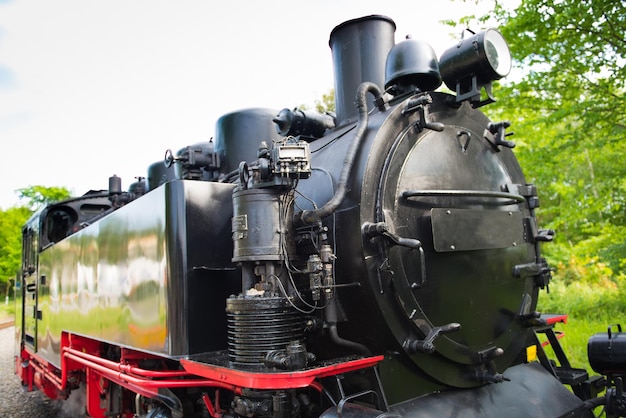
left=17, top=185, right=72, bottom=212
left=0, top=206, right=31, bottom=296
left=0, top=186, right=72, bottom=296
left=463, top=0, right=626, bottom=277
left=314, top=89, right=335, bottom=114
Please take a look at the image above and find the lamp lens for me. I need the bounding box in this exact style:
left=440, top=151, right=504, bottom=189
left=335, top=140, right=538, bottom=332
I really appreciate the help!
left=484, top=30, right=511, bottom=77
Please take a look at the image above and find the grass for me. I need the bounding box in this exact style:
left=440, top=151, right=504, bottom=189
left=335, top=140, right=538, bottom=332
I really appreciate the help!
left=0, top=300, right=15, bottom=323
left=545, top=315, right=614, bottom=373
left=537, top=277, right=626, bottom=375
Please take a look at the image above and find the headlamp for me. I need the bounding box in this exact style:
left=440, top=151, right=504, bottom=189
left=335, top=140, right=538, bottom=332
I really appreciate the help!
left=439, top=28, right=511, bottom=107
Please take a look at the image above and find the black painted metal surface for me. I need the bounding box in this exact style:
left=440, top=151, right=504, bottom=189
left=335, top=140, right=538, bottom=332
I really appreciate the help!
left=33, top=180, right=239, bottom=367
left=389, top=362, right=593, bottom=417
left=295, top=91, right=541, bottom=402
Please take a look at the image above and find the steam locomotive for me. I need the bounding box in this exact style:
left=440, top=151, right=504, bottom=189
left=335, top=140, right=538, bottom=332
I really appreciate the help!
left=15, top=15, right=626, bottom=418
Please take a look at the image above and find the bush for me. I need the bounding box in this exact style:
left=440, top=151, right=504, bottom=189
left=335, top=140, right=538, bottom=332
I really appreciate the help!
left=0, top=300, right=15, bottom=322
left=540, top=255, right=625, bottom=320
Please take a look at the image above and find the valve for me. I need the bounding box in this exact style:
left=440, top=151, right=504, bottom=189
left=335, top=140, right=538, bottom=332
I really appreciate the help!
left=403, top=322, right=461, bottom=354
left=362, top=221, right=426, bottom=287
left=484, top=121, right=515, bottom=150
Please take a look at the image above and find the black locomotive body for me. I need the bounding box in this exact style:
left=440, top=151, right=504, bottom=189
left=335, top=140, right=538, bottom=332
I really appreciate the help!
left=14, top=15, right=625, bottom=418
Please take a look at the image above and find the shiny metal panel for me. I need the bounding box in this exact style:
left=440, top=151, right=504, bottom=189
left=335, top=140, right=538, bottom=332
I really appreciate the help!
left=36, top=180, right=238, bottom=367
left=14, top=273, right=24, bottom=357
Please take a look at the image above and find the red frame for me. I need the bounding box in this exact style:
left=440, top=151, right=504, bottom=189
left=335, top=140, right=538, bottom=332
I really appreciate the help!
left=180, top=356, right=384, bottom=390
left=16, top=332, right=384, bottom=417
left=539, top=314, right=568, bottom=347
left=543, top=314, right=568, bottom=325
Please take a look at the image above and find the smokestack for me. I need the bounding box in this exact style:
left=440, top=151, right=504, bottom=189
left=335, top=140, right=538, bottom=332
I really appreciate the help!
left=329, top=15, right=396, bottom=126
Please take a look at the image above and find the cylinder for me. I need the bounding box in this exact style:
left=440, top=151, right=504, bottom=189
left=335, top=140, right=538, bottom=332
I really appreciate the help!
left=147, top=160, right=175, bottom=191
left=587, top=325, right=626, bottom=375
left=329, top=15, right=396, bottom=126
left=108, top=175, right=122, bottom=194
left=214, top=108, right=282, bottom=176
left=232, top=188, right=285, bottom=262
left=226, top=295, right=304, bottom=369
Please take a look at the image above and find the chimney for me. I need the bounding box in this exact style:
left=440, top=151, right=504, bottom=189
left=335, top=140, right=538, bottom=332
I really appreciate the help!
left=329, top=15, right=396, bottom=126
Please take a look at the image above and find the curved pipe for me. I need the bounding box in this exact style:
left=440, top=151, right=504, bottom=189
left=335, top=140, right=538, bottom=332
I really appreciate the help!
left=329, top=325, right=371, bottom=356
left=62, top=347, right=242, bottom=418
left=296, top=82, right=385, bottom=225
left=326, top=299, right=371, bottom=356
left=63, top=352, right=237, bottom=392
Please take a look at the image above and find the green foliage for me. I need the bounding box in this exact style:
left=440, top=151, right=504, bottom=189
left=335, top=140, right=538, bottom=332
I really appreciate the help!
left=0, top=206, right=31, bottom=287
left=0, top=185, right=72, bottom=295
left=449, top=0, right=626, bottom=372
left=0, top=301, right=15, bottom=322
left=541, top=264, right=625, bottom=320
left=537, top=269, right=625, bottom=371
left=16, top=185, right=72, bottom=212
left=314, top=89, right=335, bottom=113
left=466, top=0, right=626, bottom=276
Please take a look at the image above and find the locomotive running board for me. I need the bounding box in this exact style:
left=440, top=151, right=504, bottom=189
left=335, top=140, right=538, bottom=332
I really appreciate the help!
left=180, top=355, right=384, bottom=390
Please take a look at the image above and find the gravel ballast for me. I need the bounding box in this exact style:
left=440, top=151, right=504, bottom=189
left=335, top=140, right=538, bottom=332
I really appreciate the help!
left=0, top=325, right=70, bottom=417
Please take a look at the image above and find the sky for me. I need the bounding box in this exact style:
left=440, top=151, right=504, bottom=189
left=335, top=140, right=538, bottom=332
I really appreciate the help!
left=0, top=0, right=498, bottom=209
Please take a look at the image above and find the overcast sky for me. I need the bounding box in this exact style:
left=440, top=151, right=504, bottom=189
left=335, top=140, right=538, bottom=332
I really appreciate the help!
left=0, top=0, right=498, bottom=209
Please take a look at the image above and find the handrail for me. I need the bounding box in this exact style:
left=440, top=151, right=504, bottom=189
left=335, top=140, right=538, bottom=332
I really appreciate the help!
left=401, top=189, right=525, bottom=204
